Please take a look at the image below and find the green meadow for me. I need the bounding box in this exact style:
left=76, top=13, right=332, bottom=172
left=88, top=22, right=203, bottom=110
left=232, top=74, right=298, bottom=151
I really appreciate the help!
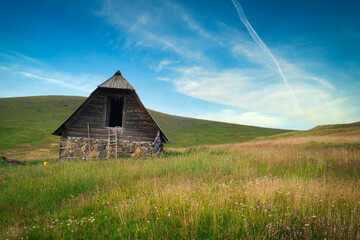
left=0, top=96, right=290, bottom=159
left=0, top=96, right=359, bottom=239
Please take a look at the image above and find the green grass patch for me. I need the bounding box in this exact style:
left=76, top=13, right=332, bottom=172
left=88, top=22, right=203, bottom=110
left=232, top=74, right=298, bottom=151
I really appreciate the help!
left=149, top=110, right=292, bottom=147
left=0, top=96, right=85, bottom=149
left=1, top=143, right=360, bottom=239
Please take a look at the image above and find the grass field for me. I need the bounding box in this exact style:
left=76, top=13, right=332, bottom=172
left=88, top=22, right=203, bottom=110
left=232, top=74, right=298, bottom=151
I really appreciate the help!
left=0, top=96, right=359, bottom=239
left=1, top=131, right=360, bottom=239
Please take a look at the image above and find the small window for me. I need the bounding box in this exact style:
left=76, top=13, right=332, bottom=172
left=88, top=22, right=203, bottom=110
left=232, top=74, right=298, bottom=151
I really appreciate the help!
left=107, top=97, right=124, bottom=127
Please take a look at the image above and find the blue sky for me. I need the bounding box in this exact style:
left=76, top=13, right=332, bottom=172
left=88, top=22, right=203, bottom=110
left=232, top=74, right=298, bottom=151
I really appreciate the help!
left=1, top=0, right=359, bottom=130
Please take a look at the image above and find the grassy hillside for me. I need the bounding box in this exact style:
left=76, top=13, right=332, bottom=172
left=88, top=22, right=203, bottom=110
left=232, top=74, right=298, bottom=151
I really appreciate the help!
left=0, top=96, right=85, bottom=149
left=0, top=95, right=291, bottom=152
left=257, top=121, right=360, bottom=142
left=148, top=110, right=291, bottom=147
left=1, top=132, right=360, bottom=239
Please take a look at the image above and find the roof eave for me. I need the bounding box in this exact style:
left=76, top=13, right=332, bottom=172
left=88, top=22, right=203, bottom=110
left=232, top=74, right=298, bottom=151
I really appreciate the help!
left=51, top=88, right=99, bottom=136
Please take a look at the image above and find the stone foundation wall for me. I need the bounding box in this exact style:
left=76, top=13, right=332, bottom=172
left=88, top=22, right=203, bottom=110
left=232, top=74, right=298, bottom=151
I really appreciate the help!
left=59, top=137, right=156, bottom=160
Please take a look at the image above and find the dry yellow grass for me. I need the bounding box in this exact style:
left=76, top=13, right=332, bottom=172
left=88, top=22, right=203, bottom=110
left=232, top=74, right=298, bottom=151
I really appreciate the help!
left=1, top=127, right=359, bottom=239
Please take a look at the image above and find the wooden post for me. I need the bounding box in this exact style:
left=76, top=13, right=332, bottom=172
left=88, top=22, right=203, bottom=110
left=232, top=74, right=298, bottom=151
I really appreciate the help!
left=115, top=128, right=118, bottom=159
left=107, top=128, right=110, bottom=159
left=87, top=122, right=91, bottom=160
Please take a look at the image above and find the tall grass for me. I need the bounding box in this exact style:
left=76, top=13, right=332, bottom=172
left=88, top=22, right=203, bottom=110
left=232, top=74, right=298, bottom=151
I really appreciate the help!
left=1, top=135, right=360, bottom=239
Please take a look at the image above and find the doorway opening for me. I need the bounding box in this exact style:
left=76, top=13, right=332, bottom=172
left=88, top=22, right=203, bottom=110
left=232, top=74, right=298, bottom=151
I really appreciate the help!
left=107, top=97, right=124, bottom=127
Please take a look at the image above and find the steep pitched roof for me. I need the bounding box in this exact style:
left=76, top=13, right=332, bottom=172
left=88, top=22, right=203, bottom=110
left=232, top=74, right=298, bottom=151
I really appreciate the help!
left=52, top=70, right=170, bottom=143
left=99, top=70, right=134, bottom=90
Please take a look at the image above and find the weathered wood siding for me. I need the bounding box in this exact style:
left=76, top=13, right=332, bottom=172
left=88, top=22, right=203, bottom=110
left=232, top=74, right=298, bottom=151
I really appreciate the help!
left=64, top=89, right=158, bottom=142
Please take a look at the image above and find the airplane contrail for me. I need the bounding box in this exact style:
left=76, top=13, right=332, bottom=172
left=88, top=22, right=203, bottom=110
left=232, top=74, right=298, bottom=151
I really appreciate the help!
left=231, top=0, right=302, bottom=113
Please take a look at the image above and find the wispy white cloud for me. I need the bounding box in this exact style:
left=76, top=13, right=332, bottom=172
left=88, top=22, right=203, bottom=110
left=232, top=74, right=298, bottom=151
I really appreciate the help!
left=231, top=0, right=301, bottom=113
left=151, top=59, right=177, bottom=72
left=200, top=109, right=287, bottom=128
left=10, top=51, right=44, bottom=65
left=162, top=0, right=214, bottom=40
left=0, top=51, right=44, bottom=65
left=172, top=66, right=359, bottom=127
left=0, top=48, right=102, bottom=94
left=97, top=0, right=213, bottom=63
left=0, top=64, right=98, bottom=94
left=94, top=0, right=359, bottom=128
left=19, top=71, right=93, bottom=93
left=156, top=77, right=171, bottom=82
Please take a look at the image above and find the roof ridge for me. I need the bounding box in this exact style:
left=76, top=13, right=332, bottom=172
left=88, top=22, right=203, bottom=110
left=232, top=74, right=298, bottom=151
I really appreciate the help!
left=98, top=70, right=134, bottom=90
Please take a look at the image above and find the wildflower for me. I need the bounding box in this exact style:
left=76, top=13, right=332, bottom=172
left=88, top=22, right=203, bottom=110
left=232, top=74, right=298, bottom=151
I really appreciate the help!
left=312, top=215, right=317, bottom=218
left=305, top=224, right=310, bottom=227
left=168, top=213, right=171, bottom=217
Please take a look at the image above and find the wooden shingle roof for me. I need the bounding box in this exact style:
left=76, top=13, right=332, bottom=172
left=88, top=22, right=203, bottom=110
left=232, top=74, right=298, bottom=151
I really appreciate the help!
left=99, top=70, right=134, bottom=90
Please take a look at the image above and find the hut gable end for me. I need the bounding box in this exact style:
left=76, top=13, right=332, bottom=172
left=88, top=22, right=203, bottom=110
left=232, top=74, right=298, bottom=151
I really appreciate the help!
left=52, top=71, right=169, bottom=144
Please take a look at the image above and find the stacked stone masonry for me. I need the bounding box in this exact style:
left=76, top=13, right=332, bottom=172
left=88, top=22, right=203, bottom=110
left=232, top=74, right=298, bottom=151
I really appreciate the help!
left=59, top=137, right=156, bottom=160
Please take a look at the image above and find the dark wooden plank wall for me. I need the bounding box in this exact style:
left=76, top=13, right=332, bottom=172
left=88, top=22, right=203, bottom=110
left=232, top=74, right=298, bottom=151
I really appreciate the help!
left=64, top=90, right=158, bottom=142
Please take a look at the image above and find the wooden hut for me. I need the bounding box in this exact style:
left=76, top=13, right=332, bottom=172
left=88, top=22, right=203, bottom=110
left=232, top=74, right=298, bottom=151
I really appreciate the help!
left=52, top=70, right=169, bottom=160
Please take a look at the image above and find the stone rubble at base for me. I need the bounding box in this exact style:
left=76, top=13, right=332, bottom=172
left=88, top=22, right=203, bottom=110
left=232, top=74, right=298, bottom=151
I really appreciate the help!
left=59, top=136, right=156, bottom=160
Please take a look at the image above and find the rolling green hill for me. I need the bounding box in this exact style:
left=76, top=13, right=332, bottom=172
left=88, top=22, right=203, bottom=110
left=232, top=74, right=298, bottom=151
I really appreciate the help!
left=0, top=96, right=291, bottom=150
left=149, top=110, right=291, bottom=147
left=257, top=121, right=360, bottom=142
left=0, top=96, right=85, bottom=149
